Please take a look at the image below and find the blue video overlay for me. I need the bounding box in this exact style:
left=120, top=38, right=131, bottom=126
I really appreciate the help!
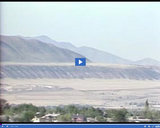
left=1, top=124, right=160, bottom=128
left=75, top=58, right=86, bottom=66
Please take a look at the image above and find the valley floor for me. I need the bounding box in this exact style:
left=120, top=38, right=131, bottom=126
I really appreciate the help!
left=1, top=78, right=160, bottom=110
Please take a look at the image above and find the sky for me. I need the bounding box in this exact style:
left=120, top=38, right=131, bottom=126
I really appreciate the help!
left=1, top=2, right=160, bottom=61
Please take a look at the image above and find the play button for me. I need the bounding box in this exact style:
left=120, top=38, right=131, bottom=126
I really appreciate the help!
left=79, top=60, right=82, bottom=64
left=75, top=58, right=86, bottom=66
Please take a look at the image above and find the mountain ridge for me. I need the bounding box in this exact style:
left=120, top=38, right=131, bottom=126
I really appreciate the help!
left=1, top=35, right=160, bottom=66
left=21, top=35, right=134, bottom=64
left=134, top=58, right=160, bottom=66
left=30, top=35, right=160, bottom=66
left=0, top=35, right=91, bottom=63
left=1, top=63, right=160, bottom=80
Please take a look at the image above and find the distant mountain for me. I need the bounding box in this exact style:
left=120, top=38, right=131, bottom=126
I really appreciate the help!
left=135, top=58, right=160, bottom=66
left=29, top=35, right=133, bottom=64
left=18, top=35, right=57, bottom=44
left=19, top=35, right=76, bottom=50
left=15, top=35, right=160, bottom=66
left=35, top=35, right=76, bottom=50
left=72, top=46, right=133, bottom=64
left=0, top=35, right=90, bottom=63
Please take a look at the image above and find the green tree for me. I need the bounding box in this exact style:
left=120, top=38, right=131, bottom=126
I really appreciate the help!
left=145, top=99, right=149, bottom=110
left=38, top=107, right=46, bottom=117
left=55, top=107, right=65, bottom=114
left=57, top=114, right=71, bottom=122
left=151, top=110, right=160, bottom=122
left=64, top=105, right=79, bottom=115
left=113, top=109, right=128, bottom=122
left=143, top=99, right=152, bottom=119
left=105, top=109, right=116, bottom=118
left=96, top=116, right=106, bottom=122
left=45, top=108, right=54, bottom=114
left=21, top=111, right=35, bottom=122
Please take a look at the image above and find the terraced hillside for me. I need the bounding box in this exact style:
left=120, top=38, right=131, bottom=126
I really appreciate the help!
left=1, top=63, right=160, bottom=80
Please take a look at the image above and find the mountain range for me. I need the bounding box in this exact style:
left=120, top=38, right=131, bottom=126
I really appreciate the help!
left=1, top=35, right=160, bottom=80
left=18, top=35, right=160, bottom=66
left=1, top=35, right=160, bottom=66
left=0, top=35, right=90, bottom=63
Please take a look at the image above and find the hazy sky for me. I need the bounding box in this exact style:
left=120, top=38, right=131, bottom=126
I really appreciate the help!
left=1, top=2, right=160, bottom=61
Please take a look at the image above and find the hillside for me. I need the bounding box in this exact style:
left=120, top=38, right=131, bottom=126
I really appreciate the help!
left=1, top=63, right=160, bottom=80
left=33, top=35, right=133, bottom=64
left=18, top=35, right=160, bottom=66
left=134, top=58, right=160, bottom=66
left=1, top=35, right=160, bottom=66
left=0, top=35, right=90, bottom=63
left=19, top=35, right=76, bottom=50
left=33, top=35, right=160, bottom=66
left=72, top=46, right=133, bottom=64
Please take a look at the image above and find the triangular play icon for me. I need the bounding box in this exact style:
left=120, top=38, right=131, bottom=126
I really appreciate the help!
left=79, top=60, right=82, bottom=64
